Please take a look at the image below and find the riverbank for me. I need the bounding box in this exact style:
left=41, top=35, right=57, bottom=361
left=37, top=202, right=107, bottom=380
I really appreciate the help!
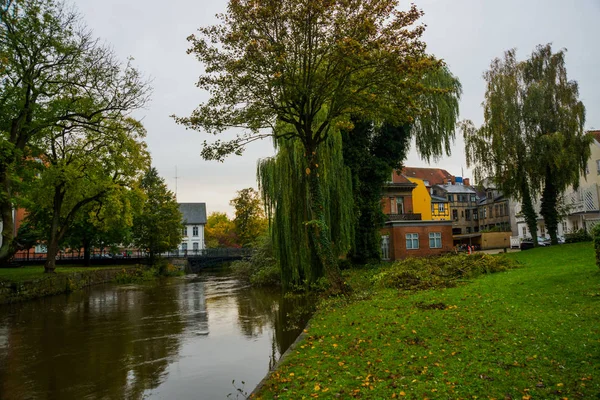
left=252, top=243, right=600, bottom=399
left=0, top=266, right=139, bottom=304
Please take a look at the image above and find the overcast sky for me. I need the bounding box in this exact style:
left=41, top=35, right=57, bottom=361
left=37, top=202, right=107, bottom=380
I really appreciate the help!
left=73, top=0, right=600, bottom=216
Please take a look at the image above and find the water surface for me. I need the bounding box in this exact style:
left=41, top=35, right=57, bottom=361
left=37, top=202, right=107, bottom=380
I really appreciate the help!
left=0, top=272, right=311, bottom=399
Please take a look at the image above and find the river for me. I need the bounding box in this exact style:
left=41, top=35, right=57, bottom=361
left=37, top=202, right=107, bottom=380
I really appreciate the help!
left=0, top=271, right=312, bottom=399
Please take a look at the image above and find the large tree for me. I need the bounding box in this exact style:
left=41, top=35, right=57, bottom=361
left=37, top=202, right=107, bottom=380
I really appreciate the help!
left=132, top=168, right=183, bottom=266
left=463, top=45, right=590, bottom=245
left=176, top=0, right=459, bottom=290
left=24, top=119, right=149, bottom=272
left=0, top=0, right=150, bottom=265
left=341, top=119, right=412, bottom=264
left=230, top=188, right=268, bottom=247
left=204, top=212, right=239, bottom=248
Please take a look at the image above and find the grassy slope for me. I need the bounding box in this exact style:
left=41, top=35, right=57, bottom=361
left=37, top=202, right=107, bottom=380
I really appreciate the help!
left=254, top=243, right=600, bottom=399
left=0, top=266, right=122, bottom=283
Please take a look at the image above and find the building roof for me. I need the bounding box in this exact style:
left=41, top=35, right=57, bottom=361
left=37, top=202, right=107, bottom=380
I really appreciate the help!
left=590, top=130, right=600, bottom=144
left=179, top=203, right=207, bottom=224
left=435, top=184, right=477, bottom=194
left=431, top=195, right=448, bottom=203
left=391, top=172, right=413, bottom=184
left=401, top=167, right=454, bottom=186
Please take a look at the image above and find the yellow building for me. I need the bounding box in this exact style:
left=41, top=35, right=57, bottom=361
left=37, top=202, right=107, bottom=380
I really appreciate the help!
left=406, top=178, right=432, bottom=220
left=406, top=177, right=450, bottom=221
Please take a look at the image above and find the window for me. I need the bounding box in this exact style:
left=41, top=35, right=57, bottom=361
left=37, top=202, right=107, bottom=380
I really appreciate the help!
left=482, top=208, right=487, bottom=219
left=381, top=235, right=390, bottom=260
left=465, top=209, right=471, bottom=221
left=504, top=203, right=509, bottom=216
left=522, top=226, right=527, bottom=236
left=494, top=205, right=499, bottom=217
left=452, top=209, right=458, bottom=220
left=540, top=225, right=545, bottom=236
left=389, top=197, right=395, bottom=213
left=429, top=232, right=442, bottom=248
left=181, top=243, right=187, bottom=251
left=573, top=220, right=579, bottom=231
left=423, top=180, right=430, bottom=186
left=447, top=194, right=454, bottom=202
left=489, top=206, right=493, bottom=218
left=473, top=209, right=479, bottom=220
left=193, top=226, right=199, bottom=236
left=499, top=204, right=504, bottom=217
left=470, top=195, right=477, bottom=203
left=182, top=227, right=187, bottom=237
left=596, top=159, right=600, bottom=174
left=458, top=194, right=466, bottom=202
left=396, top=197, right=404, bottom=214
left=406, top=233, right=419, bottom=249
left=466, top=227, right=471, bottom=234
left=193, top=242, right=199, bottom=250
left=562, top=221, right=568, bottom=233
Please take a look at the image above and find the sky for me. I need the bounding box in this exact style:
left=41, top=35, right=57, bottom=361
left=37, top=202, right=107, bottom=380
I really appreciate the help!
left=73, top=0, right=600, bottom=216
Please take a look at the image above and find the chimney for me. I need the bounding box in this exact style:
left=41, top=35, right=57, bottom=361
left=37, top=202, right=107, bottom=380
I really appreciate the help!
left=464, top=178, right=470, bottom=186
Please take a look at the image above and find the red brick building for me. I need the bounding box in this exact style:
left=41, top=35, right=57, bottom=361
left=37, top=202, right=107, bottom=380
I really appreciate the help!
left=380, top=171, right=454, bottom=261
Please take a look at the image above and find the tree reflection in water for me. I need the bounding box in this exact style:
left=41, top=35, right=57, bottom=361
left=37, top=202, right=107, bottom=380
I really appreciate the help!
left=0, top=273, right=313, bottom=400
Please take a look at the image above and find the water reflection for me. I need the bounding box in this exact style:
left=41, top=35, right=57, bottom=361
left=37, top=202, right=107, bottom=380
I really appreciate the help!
left=0, top=273, right=312, bottom=400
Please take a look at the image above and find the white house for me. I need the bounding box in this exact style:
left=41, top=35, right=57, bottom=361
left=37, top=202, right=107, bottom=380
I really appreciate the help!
left=178, top=203, right=207, bottom=252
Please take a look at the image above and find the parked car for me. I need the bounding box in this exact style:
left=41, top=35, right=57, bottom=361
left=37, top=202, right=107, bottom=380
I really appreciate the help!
left=537, top=236, right=551, bottom=246
left=91, top=253, right=112, bottom=259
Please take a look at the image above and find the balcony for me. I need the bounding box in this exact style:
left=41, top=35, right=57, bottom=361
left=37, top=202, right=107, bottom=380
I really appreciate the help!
left=387, top=213, right=422, bottom=221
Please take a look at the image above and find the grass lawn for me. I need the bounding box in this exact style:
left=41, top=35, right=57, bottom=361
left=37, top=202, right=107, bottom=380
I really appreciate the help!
left=253, top=243, right=600, bottom=399
left=0, top=265, right=124, bottom=283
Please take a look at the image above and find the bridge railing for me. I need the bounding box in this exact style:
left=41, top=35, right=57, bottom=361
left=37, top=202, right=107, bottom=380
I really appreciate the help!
left=163, top=248, right=253, bottom=259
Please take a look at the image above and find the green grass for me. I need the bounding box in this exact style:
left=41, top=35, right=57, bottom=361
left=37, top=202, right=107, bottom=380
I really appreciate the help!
left=0, top=265, right=124, bottom=283
left=254, top=243, right=600, bottom=399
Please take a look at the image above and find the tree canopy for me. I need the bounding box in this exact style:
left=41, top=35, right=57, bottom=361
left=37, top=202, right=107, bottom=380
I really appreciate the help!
left=463, top=44, right=590, bottom=244
left=178, top=0, right=461, bottom=291
left=0, top=0, right=150, bottom=264
left=230, top=188, right=268, bottom=247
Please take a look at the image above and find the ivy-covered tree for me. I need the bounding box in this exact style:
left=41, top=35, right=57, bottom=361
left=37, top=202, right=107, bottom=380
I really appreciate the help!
left=0, top=0, right=150, bottom=265
left=463, top=45, right=590, bottom=245
left=176, top=0, right=460, bottom=291
left=230, top=188, right=268, bottom=247
left=341, top=120, right=412, bottom=264
left=132, top=168, right=183, bottom=266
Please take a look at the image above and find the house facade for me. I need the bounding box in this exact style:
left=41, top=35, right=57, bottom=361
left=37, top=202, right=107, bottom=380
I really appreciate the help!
left=380, top=170, right=454, bottom=260
left=179, top=203, right=207, bottom=252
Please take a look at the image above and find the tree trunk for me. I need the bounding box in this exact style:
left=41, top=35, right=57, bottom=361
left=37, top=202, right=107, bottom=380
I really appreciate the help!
left=0, top=170, right=16, bottom=265
left=44, top=187, right=66, bottom=273
left=44, top=239, right=59, bottom=273
left=540, top=167, right=559, bottom=245
left=83, top=237, right=91, bottom=267
left=520, top=178, right=539, bottom=246
left=306, top=156, right=344, bottom=293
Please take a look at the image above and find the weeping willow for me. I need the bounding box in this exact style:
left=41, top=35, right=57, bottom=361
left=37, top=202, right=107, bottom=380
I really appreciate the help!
left=258, top=129, right=353, bottom=289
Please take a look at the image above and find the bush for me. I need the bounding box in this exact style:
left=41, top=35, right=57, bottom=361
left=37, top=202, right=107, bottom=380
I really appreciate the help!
left=230, top=234, right=280, bottom=286
left=564, top=229, right=591, bottom=243
left=592, top=225, right=600, bottom=269
left=372, top=253, right=518, bottom=291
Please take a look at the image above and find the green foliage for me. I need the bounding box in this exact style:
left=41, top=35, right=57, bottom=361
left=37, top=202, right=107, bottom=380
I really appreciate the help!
left=565, top=228, right=592, bottom=244
left=592, top=225, right=600, bottom=269
left=258, top=131, right=353, bottom=289
left=205, top=212, right=239, bottom=248
left=0, top=0, right=150, bottom=264
left=463, top=44, right=591, bottom=245
left=341, top=119, right=412, bottom=264
left=132, top=168, right=183, bottom=265
left=231, top=235, right=280, bottom=286
left=230, top=188, right=268, bottom=247
left=372, top=253, right=518, bottom=291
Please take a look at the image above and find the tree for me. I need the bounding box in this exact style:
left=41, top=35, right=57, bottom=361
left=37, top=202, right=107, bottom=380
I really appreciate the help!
left=0, top=0, right=150, bottom=265
left=132, top=168, right=183, bottom=266
left=341, top=119, right=412, bottom=264
left=176, top=0, right=459, bottom=291
left=230, top=188, right=268, bottom=247
left=204, top=212, right=239, bottom=248
left=24, top=118, right=149, bottom=272
left=463, top=45, right=590, bottom=245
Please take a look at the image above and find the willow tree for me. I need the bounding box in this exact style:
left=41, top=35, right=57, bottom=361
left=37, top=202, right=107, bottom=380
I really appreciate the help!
left=463, top=45, right=590, bottom=245
left=0, top=0, right=150, bottom=265
left=176, top=0, right=458, bottom=290
left=258, top=128, right=353, bottom=288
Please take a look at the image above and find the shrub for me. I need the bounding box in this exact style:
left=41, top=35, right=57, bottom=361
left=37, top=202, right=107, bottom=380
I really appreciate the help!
left=230, top=234, right=280, bottom=286
left=564, top=228, right=591, bottom=243
left=592, top=225, right=600, bottom=269
left=372, top=253, right=518, bottom=291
